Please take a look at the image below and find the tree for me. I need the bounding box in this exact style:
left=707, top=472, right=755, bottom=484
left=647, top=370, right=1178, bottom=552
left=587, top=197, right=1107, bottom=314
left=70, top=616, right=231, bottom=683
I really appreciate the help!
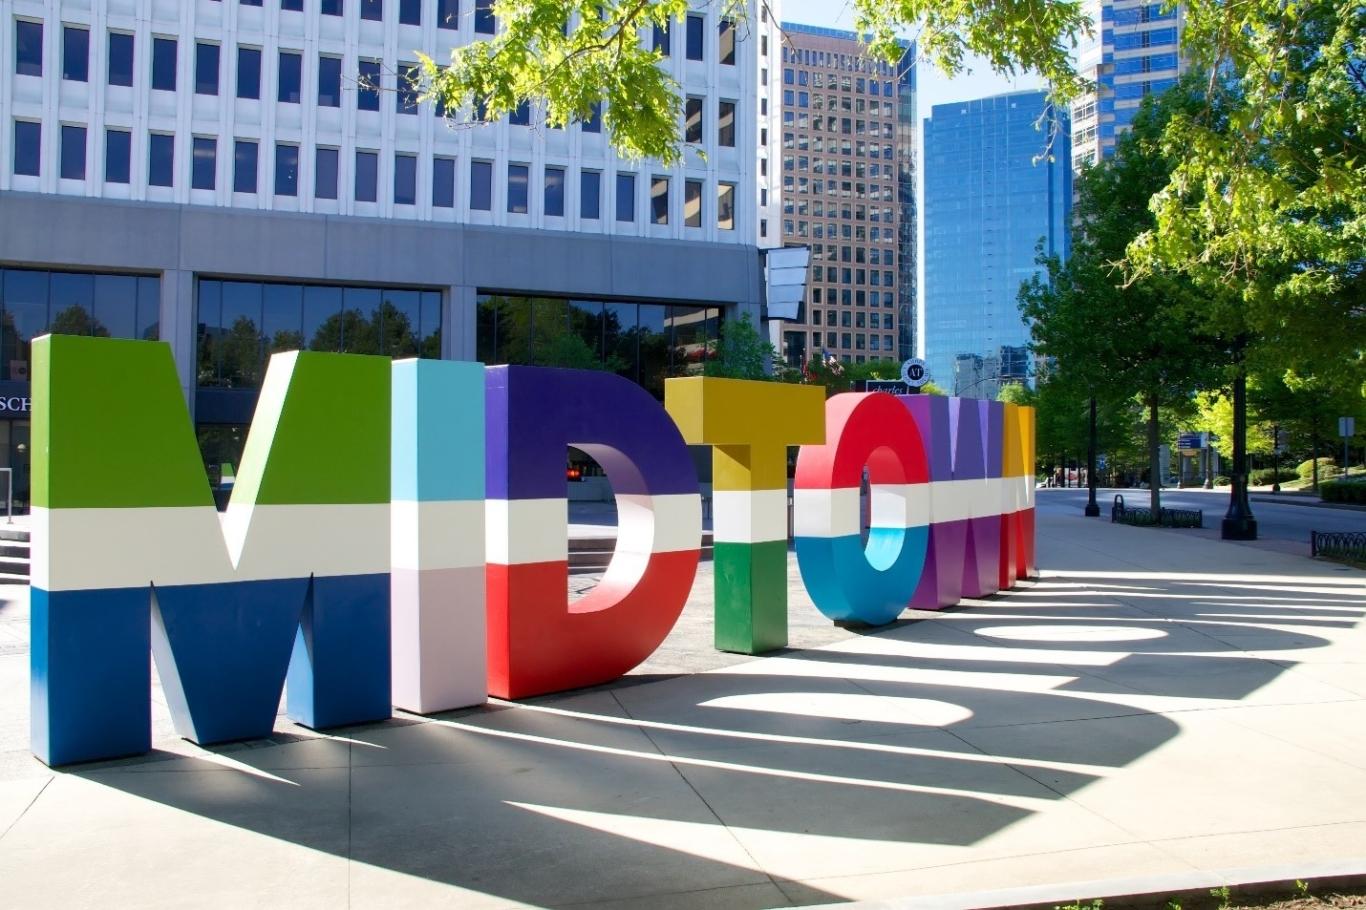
left=419, top=0, right=1090, bottom=165
left=1020, top=85, right=1220, bottom=513
left=704, top=312, right=774, bottom=380
left=1129, top=0, right=1364, bottom=385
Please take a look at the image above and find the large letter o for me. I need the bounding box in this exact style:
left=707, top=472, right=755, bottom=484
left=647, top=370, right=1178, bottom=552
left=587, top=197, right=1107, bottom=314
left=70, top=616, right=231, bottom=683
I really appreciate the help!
left=794, top=392, right=930, bottom=625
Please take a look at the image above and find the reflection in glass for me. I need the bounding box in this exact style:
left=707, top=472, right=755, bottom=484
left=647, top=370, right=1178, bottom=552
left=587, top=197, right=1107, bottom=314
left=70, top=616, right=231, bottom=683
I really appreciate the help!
left=93, top=275, right=137, bottom=339
left=382, top=289, right=421, bottom=357
left=637, top=305, right=668, bottom=398
left=2, top=270, right=48, bottom=382
left=49, top=273, right=98, bottom=336
left=137, top=276, right=160, bottom=340
left=303, top=285, right=343, bottom=352
left=219, top=281, right=263, bottom=387
left=197, top=279, right=221, bottom=385
left=341, top=287, right=382, bottom=354
left=262, top=283, right=304, bottom=361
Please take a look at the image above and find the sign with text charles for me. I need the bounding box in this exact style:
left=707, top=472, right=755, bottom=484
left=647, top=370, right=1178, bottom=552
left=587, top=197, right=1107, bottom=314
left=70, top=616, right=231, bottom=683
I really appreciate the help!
left=30, top=335, right=1036, bottom=766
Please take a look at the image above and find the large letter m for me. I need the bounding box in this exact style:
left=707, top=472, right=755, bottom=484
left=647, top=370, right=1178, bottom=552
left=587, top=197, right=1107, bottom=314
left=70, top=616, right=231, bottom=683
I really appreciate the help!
left=31, top=335, right=391, bottom=766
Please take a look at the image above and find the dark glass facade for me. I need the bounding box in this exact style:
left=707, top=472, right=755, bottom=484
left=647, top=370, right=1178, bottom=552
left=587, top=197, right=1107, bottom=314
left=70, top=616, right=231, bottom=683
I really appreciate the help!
left=476, top=294, right=722, bottom=399
left=0, top=267, right=161, bottom=510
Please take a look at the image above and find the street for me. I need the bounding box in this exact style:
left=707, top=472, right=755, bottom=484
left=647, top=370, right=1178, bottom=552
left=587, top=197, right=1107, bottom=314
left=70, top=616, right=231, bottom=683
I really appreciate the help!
left=1037, top=486, right=1366, bottom=553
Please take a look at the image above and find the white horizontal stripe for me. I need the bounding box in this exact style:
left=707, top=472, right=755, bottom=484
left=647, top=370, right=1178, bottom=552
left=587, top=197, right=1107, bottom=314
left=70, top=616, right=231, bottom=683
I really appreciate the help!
left=391, top=500, right=485, bottom=571
left=485, top=498, right=567, bottom=565
left=928, top=478, right=1009, bottom=523
left=870, top=483, right=931, bottom=531
left=33, top=504, right=389, bottom=592
left=616, top=493, right=702, bottom=555
left=712, top=489, right=789, bottom=544
left=487, top=494, right=701, bottom=566
left=792, top=487, right=860, bottom=538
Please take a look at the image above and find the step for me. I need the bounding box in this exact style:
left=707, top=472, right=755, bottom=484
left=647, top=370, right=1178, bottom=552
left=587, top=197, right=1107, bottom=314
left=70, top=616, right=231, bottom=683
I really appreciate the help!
left=0, top=572, right=29, bottom=586
left=0, top=528, right=30, bottom=543
left=0, top=556, right=29, bottom=577
left=0, top=543, right=29, bottom=559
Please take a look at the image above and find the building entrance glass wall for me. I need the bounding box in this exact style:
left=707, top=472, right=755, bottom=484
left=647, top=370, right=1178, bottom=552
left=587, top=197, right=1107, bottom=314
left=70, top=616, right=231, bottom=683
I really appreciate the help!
left=194, top=278, right=443, bottom=501
left=475, top=294, right=723, bottom=399
left=0, top=267, right=162, bottom=512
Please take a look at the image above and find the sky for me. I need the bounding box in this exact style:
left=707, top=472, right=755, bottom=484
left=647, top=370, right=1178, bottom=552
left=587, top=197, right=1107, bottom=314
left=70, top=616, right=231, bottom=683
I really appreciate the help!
left=776, top=0, right=1048, bottom=359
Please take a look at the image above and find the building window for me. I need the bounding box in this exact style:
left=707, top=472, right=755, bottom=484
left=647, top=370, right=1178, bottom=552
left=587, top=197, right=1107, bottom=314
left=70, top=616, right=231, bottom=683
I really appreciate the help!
left=684, top=179, right=702, bottom=227
left=475, top=0, right=496, bottom=34
left=63, top=26, right=89, bottom=82
left=583, top=102, right=602, bottom=133
left=509, top=101, right=531, bottom=126
left=152, top=37, right=176, bottom=91
left=316, top=147, right=339, bottom=199
left=56, top=125, right=84, bottom=180
left=718, top=100, right=736, bottom=147
left=108, top=32, right=134, bottom=86
left=361, top=0, right=383, bottom=21
left=685, top=97, right=703, bottom=143
left=318, top=56, right=342, bottom=106
left=581, top=170, right=601, bottom=219
left=355, top=150, right=378, bottom=202
left=275, top=143, right=299, bottom=196
left=544, top=166, right=565, bottom=217
left=233, top=139, right=258, bottom=193
left=437, top=0, right=459, bottom=28
left=278, top=51, right=302, bottom=103
left=105, top=129, right=131, bottom=183
left=398, top=63, right=420, bottom=114
left=357, top=60, right=381, bottom=111
left=433, top=157, right=455, bottom=207
left=653, top=22, right=670, bottom=56
left=717, top=182, right=735, bottom=230
left=237, top=47, right=261, bottom=99
left=191, top=136, right=216, bottom=190
left=470, top=160, right=492, bottom=210
left=321, top=0, right=342, bottom=14
left=616, top=173, right=636, bottom=222
left=195, top=42, right=219, bottom=95
left=393, top=153, right=417, bottom=205
left=148, top=133, right=174, bottom=187
left=685, top=15, right=703, bottom=61
left=15, top=21, right=42, bottom=77
left=718, top=19, right=735, bottom=65
left=282, top=0, right=303, bottom=9
left=651, top=177, right=669, bottom=225
left=401, top=0, right=422, bottom=25
left=507, top=163, right=529, bottom=213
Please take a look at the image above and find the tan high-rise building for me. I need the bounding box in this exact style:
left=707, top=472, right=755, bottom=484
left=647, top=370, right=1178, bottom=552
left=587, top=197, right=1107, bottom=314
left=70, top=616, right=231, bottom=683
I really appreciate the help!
left=774, top=23, right=915, bottom=368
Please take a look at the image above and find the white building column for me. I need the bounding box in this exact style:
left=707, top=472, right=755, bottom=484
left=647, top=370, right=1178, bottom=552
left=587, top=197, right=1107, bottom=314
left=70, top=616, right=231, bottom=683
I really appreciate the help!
left=160, top=269, right=197, bottom=416
left=445, top=284, right=478, bottom=362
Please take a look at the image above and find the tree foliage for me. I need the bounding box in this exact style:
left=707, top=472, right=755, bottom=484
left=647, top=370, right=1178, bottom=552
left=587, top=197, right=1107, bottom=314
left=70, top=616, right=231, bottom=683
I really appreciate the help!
left=704, top=312, right=775, bottom=380
left=1019, top=84, right=1220, bottom=510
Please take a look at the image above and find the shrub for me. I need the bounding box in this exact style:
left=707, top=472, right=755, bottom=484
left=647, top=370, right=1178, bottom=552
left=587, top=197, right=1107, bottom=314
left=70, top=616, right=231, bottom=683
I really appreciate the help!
left=1250, top=468, right=1297, bottom=486
left=1297, top=458, right=1340, bottom=482
left=1321, top=479, right=1366, bottom=504
left=1214, top=475, right=1231, bottom=486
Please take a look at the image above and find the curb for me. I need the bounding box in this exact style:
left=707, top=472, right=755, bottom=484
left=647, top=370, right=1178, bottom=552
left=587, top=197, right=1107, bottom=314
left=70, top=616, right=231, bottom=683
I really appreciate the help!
left=1250, top=494, right=1366, bottom=513
left=794, top=859, right=1366, bottom=910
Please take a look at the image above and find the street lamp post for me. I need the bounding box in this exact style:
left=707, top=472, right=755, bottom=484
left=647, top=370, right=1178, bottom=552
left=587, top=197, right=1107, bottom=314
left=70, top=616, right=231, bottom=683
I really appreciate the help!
left=1085, top=395, right=1100, bottom=516
left=1222, top=357, right=1258, bottom=540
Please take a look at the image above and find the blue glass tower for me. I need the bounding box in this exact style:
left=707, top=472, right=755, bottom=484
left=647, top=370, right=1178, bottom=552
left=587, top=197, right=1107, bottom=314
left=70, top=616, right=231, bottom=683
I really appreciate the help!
left=921, top=90, right=1071, bottom=397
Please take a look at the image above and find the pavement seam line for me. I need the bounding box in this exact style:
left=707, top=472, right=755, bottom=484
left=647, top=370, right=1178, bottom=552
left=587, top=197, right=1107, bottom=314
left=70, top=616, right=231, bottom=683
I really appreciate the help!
left=605, top=688, right=793, bottom=904
left=0, top=776, right=51, bottom=844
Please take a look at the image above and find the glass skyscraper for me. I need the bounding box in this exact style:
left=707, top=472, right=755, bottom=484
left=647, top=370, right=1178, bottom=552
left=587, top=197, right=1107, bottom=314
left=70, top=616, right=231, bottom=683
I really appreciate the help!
left=1072, top=0, right=1186, bottom=167
left=921, top=90, right=1071, bottom=398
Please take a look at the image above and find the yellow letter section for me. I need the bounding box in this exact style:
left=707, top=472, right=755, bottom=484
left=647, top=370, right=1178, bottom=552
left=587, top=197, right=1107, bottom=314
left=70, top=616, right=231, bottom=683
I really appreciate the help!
left=665, top=378, right=825, bottom=654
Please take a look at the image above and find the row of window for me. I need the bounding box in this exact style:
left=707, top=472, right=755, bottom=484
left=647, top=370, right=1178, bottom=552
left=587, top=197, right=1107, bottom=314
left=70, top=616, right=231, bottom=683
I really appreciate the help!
left=210, top=0, right=474, bottom=28
left=781, top=100, right=895, bottom=137
left=810, top=310, right=896, bottom=329
left=783, top=68, right=898, bottom=95
left=0, top=267, right=161, bottom=381
left=781, top=45, right=901, bottom=78
left=11, top=120, right=739, bottom=227
left=197, top=279, right=443, bottom=389
left=781, top=118, right=897, bottom=156
left=802, top=266, right=897, bottom=287
left=651, top=17, right=736, bottom=65
left=807, top=245, right=898, bottom=265
left=808, top=330, right=898, bottom=352
left=15, top=22, right=745, bottom=139
left=809, top=288, right=898, bottom=309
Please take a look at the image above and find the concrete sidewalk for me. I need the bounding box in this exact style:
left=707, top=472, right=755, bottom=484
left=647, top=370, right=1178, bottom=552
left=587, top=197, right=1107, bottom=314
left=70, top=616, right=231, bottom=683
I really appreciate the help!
left=1, top=507, right=1365, bottom=909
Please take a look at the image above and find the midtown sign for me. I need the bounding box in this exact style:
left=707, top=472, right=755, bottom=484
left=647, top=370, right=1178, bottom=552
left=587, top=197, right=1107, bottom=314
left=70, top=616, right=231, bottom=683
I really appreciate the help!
left=30, top=335, right=1035, bottom=766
